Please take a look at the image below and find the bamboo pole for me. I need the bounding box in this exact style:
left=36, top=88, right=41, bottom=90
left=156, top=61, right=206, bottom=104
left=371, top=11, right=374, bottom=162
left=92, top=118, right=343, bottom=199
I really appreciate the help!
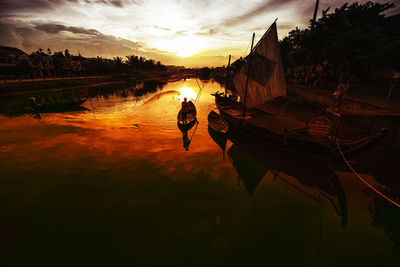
left=242, top=32, right=255, bottom=117
left=312, top=0, right=320, bottom=27
left=225, top=55, right=231, bottom=98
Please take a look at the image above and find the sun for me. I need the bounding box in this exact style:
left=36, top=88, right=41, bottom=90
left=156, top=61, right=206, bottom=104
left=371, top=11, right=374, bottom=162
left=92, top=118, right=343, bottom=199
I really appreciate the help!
left=177, top=87, right=197, bottom=101
left=173, top=36, right=205, bottom=57
left=153, top=36, right=206, bottom=58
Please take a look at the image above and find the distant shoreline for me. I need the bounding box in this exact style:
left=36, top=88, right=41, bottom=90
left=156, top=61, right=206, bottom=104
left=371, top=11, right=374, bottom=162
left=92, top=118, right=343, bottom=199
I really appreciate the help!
left=0, top=72, right=197, bottom=97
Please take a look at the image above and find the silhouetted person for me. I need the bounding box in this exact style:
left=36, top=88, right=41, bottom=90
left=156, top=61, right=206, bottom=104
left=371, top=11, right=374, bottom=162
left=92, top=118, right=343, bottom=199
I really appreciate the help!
left=182, top=97, right=188, bottom=124
left=332, top=81, right=349, bottom=111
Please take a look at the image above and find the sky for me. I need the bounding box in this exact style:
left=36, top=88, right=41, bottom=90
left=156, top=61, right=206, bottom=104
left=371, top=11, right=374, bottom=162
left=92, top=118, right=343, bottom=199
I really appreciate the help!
left=0, top=0, right=399, bottom=67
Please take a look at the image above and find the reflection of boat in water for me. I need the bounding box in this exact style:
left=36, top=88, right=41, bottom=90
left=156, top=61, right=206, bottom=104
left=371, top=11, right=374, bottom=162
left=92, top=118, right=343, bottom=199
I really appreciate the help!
left=27, top=97, right=87, bottom=113
left=208, top=125, right=227, bottom=160
left=208, top=117, right=348, bottom=225
left=207, top=110, right=228, bottom=159
left=232, top=136, right=347, bottom=226
left=208, top=110, right=228, bottom=134
left=177, top=100, right=197, bottom=132
left=227, top=143, right=268, bottom=197
left=177, top=100, right=198, bottom=151
left=215, top=21, right=386, bottom=158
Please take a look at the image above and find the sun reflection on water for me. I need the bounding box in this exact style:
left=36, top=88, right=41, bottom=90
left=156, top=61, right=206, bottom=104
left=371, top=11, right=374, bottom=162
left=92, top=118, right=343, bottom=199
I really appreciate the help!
left=177, top=86, right=197, bottom=102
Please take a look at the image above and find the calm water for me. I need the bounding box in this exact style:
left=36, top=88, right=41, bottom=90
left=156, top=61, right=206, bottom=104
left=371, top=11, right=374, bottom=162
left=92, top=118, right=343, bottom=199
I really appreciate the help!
left=0, top=80, right=399, bottom=266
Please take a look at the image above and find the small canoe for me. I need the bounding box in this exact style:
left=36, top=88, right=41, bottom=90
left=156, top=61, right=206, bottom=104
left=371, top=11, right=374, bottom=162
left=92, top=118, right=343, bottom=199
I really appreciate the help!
left=208, top=110, right=228, bottom=134
left=177, top=100, right=197, bottom=131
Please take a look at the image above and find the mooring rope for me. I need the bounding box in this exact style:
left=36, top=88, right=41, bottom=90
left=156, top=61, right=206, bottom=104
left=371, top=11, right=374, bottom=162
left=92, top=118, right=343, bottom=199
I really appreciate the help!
left=335, top=138, right=400, bottom=208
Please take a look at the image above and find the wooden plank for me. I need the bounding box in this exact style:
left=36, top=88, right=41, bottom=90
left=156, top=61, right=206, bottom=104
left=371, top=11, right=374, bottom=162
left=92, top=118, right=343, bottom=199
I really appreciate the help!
left=248, top=113, right=306, bottom=135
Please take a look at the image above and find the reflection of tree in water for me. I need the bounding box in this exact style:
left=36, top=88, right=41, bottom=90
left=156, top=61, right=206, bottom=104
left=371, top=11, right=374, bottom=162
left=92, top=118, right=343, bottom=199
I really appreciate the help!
left=369, top=190, right=400, bottom=257
left=87, top=79, right=166, bottom=100
left=0, top=90, right=87, bottom=117
left=0, top=79, right=167, bottom=117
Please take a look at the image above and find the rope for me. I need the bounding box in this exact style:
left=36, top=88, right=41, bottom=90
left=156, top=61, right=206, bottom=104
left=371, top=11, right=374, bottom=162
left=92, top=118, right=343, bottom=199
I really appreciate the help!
left=190, top=120, right=199, bottom=139
left=195, top=79, right=204, bottom=104
left=336, top=138, right=400, bottom=208
left=317, top=187, right=322, bottom=267
left=242, top=38, right=252, bottom=58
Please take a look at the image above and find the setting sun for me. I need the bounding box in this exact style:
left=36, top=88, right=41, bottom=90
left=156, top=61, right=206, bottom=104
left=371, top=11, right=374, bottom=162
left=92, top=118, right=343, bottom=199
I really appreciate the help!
left=153, top=36, right=206, bottom=57
left=177, top=86, right=197, bottom=101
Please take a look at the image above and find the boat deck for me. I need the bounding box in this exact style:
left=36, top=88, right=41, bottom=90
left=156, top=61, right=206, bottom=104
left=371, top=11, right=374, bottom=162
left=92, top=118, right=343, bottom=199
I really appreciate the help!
left=247, top=113, right=306, bottom=135
left=218, top=99, right=306, bottom=136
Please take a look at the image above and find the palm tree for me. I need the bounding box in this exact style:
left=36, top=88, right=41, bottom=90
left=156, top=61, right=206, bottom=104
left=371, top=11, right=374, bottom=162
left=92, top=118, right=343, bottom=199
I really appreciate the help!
left=113, top=56, right=123, bottom=74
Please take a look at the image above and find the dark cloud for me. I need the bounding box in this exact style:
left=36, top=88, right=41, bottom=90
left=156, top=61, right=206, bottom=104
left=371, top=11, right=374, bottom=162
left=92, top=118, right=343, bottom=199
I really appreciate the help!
left=89, top=0, right=127, bottom=7
left=0, top=20, right=143, bottom=58
left=34, top=23, right=100, bottom=35
left=0, top=0, right=65, bottom=14
left=222, top=0, right=299, bottom=27
left=0, top=0, right=139, bottom=14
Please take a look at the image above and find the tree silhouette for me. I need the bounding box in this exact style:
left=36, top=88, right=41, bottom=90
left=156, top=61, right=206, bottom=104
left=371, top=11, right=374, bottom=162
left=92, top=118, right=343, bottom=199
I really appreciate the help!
left=279, top=1, right=397, bottom=85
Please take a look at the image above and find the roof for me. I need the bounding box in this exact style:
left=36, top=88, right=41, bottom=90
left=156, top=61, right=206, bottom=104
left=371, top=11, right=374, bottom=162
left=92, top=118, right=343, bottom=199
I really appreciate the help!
left=0, top=46, right=26, bottom=56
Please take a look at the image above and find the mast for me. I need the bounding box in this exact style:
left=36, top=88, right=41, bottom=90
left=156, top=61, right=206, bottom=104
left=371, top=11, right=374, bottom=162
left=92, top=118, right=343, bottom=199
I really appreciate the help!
left=312, top=0, right=320, bottom=27
left=242, top=32, right=255, bottom=117
left=225, top=54, right=231, bottom=99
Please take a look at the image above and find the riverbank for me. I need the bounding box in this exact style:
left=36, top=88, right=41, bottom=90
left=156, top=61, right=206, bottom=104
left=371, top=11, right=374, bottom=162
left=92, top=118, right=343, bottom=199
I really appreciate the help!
left=287, top=83, right=400, bottom=113
left=0, top=71, right=196, bottom=97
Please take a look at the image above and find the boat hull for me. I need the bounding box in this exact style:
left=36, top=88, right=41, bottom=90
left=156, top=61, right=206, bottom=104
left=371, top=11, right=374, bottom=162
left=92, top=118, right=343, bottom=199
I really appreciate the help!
left=215, top=94, right=385, bottom=158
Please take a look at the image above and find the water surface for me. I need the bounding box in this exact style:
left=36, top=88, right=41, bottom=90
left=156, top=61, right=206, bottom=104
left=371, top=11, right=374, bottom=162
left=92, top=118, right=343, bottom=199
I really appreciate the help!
left=0, top=79, right=399, bottom=266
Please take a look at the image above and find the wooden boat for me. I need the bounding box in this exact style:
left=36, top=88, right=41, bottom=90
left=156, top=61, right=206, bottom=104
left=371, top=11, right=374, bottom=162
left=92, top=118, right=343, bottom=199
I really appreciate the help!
left=207, top=110, right=228, bottom=134
left=33, top=98, right=87, bottom=113
left=207, top=110, right=229, bottom=159
left=177, top=100, right=197, bottom=132
left=215, top=21, right=386, bottom=158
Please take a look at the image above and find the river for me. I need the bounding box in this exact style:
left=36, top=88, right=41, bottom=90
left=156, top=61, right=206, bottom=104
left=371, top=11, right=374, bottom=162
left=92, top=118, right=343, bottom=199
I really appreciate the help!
left=0, top=79, right=399, bottom=266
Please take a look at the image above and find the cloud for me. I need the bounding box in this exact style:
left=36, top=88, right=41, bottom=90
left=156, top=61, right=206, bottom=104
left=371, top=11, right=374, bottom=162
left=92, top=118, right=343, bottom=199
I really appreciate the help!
left=86, top=0, right=140, bottom=8
left=221, top=0, right=299, bottom=27
left=0, top=0, right=61, bottom=14
left=0, top=19, right=219, bottom=67
left=34, top=23, right=100, bottom=35
left=0, top=20, right=143, bottom=58
left=1, top=0, right=398, bottom=68
left=154, top=25, right=171, bottom=31
left=0, top=0, right=139, bottom=15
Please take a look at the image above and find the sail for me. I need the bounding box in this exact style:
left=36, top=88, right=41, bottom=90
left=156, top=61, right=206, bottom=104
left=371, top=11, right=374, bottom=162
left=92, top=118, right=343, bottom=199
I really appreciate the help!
left=234, top=22, right=286, bottom=109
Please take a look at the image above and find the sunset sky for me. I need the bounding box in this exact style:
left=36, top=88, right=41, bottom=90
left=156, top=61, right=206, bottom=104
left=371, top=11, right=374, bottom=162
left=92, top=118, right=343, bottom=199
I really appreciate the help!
left=1, top=0, right=399, bottom=67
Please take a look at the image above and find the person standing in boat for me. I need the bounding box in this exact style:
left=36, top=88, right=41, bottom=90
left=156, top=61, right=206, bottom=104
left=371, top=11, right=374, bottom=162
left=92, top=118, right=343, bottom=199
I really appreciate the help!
left=332, top=81, right=349, bottom=111
left=182, top=97, right=188, bottom=124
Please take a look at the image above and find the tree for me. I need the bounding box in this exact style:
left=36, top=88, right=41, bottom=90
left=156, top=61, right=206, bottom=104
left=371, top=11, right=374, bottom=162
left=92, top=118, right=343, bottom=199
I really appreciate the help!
left=64, top=49, right=70, bottom=57
left=113, top=56, right=124, bottom=74
left=279, top=1, right=397, bottom=83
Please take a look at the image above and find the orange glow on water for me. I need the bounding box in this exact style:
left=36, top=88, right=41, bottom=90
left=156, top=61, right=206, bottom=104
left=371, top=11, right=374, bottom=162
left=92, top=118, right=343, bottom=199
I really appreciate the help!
left=177, top=86, right=198, bottom=102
